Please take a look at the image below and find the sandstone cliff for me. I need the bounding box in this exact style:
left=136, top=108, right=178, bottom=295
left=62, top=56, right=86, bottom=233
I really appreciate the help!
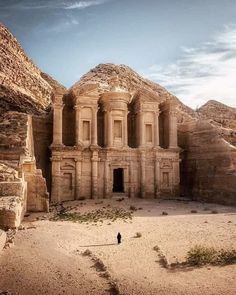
left=40, top=72, right=66, bottom=97
left=0, top=23, right=53, bottom=114
left=197, top=100, right=236, bottom=146
left=0, top=24, right=56, bottom=226
left=179, top=100, right=236, bottom=205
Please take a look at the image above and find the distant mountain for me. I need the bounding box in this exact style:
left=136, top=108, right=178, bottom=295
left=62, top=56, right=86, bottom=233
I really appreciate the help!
left=198, top=100, right=236, bottom=130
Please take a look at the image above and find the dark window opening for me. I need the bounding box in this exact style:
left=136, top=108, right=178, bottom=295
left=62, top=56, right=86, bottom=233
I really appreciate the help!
left=113, top=168, right=124, bottom=193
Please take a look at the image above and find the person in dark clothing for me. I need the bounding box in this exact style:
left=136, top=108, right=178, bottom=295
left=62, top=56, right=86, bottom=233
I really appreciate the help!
left=117, top=232, right=121, bottom=244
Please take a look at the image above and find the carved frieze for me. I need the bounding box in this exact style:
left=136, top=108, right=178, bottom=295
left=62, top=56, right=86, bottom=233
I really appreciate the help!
left=160, top=159, right=173, bottom=169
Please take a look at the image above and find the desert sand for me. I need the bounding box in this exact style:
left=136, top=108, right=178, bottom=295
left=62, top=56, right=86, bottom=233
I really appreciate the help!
left=0, top=199, right=236, bottom=295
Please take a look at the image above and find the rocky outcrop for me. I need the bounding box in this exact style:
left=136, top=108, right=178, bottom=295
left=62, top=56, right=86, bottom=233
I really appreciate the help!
left=0, top=229, right=6, bottom=252
left=0, top=24, right=53, bottom=227
left=40, top=72, right=66, bottom=97
left=197, top=100, right=236, bottom=147
left=179, top=120, right=236, bottom=205
left=0, top=111, right=29, bottom=152
left=198, top=100, right=236, bottom=130
left=0, top=163, right=27, bottom=229
left=0, top=112, right=49, bottom=228
left=0, top=23, right=53, bottom=115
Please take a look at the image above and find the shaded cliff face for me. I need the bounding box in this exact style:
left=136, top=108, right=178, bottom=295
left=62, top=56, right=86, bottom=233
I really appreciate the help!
left=0, top=23, right=53, bottom=115
left=0, top=23, right=67, bottom=198
left=178, top=120, right=236, bottom=205
left=179, top=101, right=236, bottom=205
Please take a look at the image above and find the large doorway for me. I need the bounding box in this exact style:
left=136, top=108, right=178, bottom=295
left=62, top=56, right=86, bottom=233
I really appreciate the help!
left=113, top=168, right=124, bottom=193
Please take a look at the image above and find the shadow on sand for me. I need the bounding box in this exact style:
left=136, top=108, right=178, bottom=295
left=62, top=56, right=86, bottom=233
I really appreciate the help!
left=79, top=243, right=117, bottom=247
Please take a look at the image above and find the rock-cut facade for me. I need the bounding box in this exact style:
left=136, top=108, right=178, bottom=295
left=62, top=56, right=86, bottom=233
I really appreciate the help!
left=51, top=77, right=180, bottom=202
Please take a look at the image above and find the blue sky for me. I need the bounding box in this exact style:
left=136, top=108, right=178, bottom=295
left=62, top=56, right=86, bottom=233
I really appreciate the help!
left=0, top=0, right=236, bottom=108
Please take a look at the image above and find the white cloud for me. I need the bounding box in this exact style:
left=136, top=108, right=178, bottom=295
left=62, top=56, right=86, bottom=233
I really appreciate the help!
left=64, top=0, right=109, bottom=10
left=143, top=25, right=236, bottom=109
left=0, top=0, right=110, bottom=11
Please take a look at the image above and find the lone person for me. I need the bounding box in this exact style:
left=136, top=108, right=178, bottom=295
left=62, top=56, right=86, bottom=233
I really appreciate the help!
left=117, top=232, right=121, bottom=244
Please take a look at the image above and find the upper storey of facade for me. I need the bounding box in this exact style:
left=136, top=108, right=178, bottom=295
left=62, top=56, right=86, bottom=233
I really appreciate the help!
left=51, top=76, right=179, bottom=151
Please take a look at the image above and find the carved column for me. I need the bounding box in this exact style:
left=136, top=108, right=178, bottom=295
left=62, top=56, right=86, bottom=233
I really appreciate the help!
left=129, top=161, right=135, bottom=198
left=173, top=159, right=181, bottom=186
left=91, top=107, right=98, bottom=146
left=154, top=156, right=161, bottom=198
left=140, top=151, right=146, bottom=198
left=154, top=110, right=160, bottom=147
left=124, top=110, right=128, bottom=147
left=91, top=151, right=99, bottom=198
left=74, top=105, right=82, bottom=146
left=107, top=110, right=113, bottom=147
left=104, top=159, right=110, bottom=198
left=139, top=111, right=145, bottom=147
left=53, top=103, right=63, bottom=145
left=51, top=156, right=61, bottom=203
left=75, top=157, right=82, bottom=199
left=169, top=110, right=178, bottom=148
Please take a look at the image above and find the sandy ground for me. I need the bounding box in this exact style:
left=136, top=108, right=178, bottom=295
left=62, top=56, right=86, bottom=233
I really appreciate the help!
left=0, top=199, right=236, bottom=295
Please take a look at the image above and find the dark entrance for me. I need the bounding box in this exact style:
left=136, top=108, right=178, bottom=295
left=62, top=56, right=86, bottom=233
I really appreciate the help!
left=113, top=168, right=124, bottom=193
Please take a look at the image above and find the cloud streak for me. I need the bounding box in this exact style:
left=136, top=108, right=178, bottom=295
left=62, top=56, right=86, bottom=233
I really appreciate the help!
left=0, top=0, right=110, bottom=11
left=64, top=0, right=109, bottom=10
left=143, top=25, right=236, bottom=109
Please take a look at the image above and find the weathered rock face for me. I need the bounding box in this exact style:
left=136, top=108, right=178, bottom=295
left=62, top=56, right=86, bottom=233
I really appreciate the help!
left=0, top=111, right=29, bottom=153
left=0, top=23, right=53, bottom=115
left=0, top=112, right=49, bottom=228
left=177, top=100, right=236, bottom=205
left=0, top=24, right=67, bottom=223
left=0, top=229, right=6, bottom=252
left=40, top=72, right=66, bottom=97
left=198, top=100, right=236, bottom=130
left=178, top=119, right=236, bottom=205
left=197, top=100, right=236, bottom=147
left=0, top=163, right=27, bottom=229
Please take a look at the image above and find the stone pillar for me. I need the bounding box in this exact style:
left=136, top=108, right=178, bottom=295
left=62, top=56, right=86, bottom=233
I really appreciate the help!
left=154, top=157, right=161, bottom=198
left=107, top=110, right=113, bottom=147
left=139, top=111, right=145, bottom=147
left=173, top=158, right=181, bottom=186
left=51, top=156, right=61, bottom=203
left=124, top=110, right=128, bottom=147
left=129, top=161, right=135, bottom=198
left=154, top=110, right=160, bottom=147
left=104, top=160, right=110, bottom=198
left=75, top=157, right=82, bottom=199
left=53, top=103, right=63, bottom=145
left=91, top=107, right=98, bottom=146
left=140, top=151, right=146, bottom=198
left=74, top=105, right=82, bottom=145
left=91, top=151, right=99, bottom=198
left=169, top=110, right=178, bottom=148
